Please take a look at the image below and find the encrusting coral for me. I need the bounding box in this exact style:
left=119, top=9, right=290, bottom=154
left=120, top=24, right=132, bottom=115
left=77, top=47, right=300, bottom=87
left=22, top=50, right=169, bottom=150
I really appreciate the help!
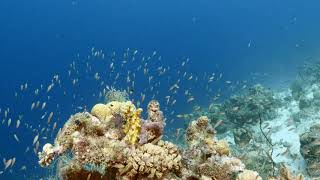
left=182, top=116, right=246, bottom=180
left=38, top=99, right=262, bottom=180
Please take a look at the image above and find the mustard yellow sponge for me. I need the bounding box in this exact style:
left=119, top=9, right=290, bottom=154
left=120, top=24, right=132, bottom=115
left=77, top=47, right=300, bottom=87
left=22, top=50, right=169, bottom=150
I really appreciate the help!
left=121, top=101, right=142, bottom=145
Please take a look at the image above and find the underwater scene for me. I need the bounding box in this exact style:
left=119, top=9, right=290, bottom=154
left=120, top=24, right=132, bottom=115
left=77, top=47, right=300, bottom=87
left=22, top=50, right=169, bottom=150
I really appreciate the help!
left=1, top=0, right=320, bottom=180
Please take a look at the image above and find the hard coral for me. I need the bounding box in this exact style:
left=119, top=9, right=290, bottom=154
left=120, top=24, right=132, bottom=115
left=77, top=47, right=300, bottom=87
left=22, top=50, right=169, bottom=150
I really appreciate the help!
left=91, top=103, right=109, bottom=121
left=119, top=140, right=182, bottom=179
left=183, top=116, right=245, bottom=180
left=214, top=140, right=230, bottom=156
left=236, top=170, right=262, bottom=180
left=186, top=116, right=215, bottom=149
left=91, top=101, right=143, bottom=145
left=139, top=100, right=165, bottom=144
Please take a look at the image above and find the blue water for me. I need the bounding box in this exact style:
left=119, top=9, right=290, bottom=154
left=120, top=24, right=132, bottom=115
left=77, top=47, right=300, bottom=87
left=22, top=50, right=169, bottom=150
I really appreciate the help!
left=1, top=0, right=320, bottom=179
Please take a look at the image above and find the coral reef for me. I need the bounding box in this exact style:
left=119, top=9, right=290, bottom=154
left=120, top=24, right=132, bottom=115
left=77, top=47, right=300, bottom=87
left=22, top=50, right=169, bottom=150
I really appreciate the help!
left=223, top=84, right=280, bottom=125
left=300, top=124, right=320, bottom=177
left=277, top=164, right=304, bottom=180
left=39, top=100, right=258, bottom=180
left=183, top=116, right=245, bottom=180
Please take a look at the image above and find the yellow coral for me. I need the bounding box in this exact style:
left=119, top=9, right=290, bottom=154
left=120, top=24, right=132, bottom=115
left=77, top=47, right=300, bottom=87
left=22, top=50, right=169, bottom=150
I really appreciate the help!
left=214, top=140, right=230, bottom=156
left=121, top=101, right=142, bottom=144
left=105, top=101, right=123, bottom=114
left=91, top=101, right=129, bottom=122
left=91, top=103, right=109, bottom=120
left=91, top=101, right=142, bottom=144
